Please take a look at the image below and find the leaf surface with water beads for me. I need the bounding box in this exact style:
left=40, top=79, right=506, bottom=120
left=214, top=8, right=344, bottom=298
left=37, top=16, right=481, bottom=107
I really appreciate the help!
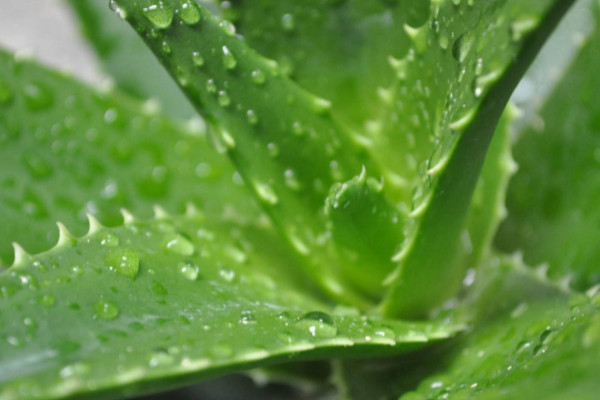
left=0, top=212, right=463, bottom=400
left=112, top=0, right=404, bottom=306
left=497, top=1, right=600, bottom=292
left=213, top=0, right=425, bottom=132
left=0, top=48, right=258, bottom=267
left=399, top=293, right=600, bottom=400
left=379, top=0, right=575, bottom=318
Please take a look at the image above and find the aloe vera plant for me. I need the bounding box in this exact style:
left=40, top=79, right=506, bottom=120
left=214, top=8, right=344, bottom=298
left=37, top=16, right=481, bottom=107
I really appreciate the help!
left=1, top=0, right=599, bottom=398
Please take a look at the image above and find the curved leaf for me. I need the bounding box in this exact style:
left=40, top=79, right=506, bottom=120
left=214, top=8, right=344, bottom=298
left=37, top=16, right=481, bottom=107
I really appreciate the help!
left=400, top=294, right=600, bottom=400
left=0, top=48, right=257, bottom=266
left=112, top=0, right=403, bottom=306
left=0, top=213, right=462, bottom=400
left=496, top=1, right=600, bottom=291
left=380, top=0, right=575, bottom=318
left=215, top=0, right=424, bottom=130
left=462, top=108, right=517, bottom=270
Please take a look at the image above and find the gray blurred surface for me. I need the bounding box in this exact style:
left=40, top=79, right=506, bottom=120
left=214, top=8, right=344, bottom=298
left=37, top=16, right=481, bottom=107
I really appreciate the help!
left=0, top=0, right=105, bottom=84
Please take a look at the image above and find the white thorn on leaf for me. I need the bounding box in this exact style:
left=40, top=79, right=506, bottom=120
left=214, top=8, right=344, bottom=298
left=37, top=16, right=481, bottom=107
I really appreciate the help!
left=86, top=213, right=103, bottom=235
left=120, top=208, right=135, bottom=224
left=153, top=205, right=169, bottom=219
left=56, top=222, right=76, bottom=247
left=12, top=242, right=31, bottom=266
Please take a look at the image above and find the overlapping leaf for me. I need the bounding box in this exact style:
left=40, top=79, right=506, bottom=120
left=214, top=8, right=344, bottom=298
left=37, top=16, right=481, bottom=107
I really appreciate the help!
left=379, top=0, right=575, bottom=317
left=0, top=212, right=462, bottom=400
left=0, top=49, right=257, bottom=266
left=497, top=1, right=600, bottom=291
left=113, top=0, right=405, bottom=306
left=113, top=0, right=575, bottom=318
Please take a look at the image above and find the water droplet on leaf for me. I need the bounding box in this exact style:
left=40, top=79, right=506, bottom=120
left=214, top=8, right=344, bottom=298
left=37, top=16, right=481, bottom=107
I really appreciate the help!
left=105, top=248, right=140, bottom=279
left=94, top=300, right=119, bottom=320
left=295, top=311, right=337, bottom=338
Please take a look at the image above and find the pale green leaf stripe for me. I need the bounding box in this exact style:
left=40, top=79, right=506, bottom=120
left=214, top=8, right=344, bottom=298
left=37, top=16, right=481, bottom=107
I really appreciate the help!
left=0, top=213, right=463, bottom=400
left=0, top=48, right=258, bottom=266
left=380, top=0, right=576, bottom=318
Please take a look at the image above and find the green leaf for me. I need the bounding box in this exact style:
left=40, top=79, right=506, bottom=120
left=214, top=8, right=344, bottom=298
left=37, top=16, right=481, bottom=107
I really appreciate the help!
left=214, top=0, right=425, bottom=130
left=330, top=254, right=573, bottom=400
left=379, top=0, right=575, bottom=318
left=112, top=0, right=403, bottom=306
left=0, top=48, right=257, bottom=266
left=0, top=213, right=462, bottom=400
left=496, top=1, right=600, bottom=291
left=66, top=0, right=196, bottom=118
left=400, top=294, right=600, bottom=400
left=462, top=107, right=517, bottom=270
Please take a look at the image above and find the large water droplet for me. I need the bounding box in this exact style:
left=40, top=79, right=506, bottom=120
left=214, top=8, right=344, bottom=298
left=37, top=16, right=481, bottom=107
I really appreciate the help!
left=94, top=300, right=119, bottom=320
left=251, top=69, right=266, bottom=85
left=179, top=261, right=200, bottom=281
left=39, top=294, right=56, bottom=307
left=165, top=234, right=195, bottom=256
left=219, top=267, right=236, bottom=282
left=143, top=2, right=174, bottom=29
left=246, top=109, right=258, bottom=125
left=23, top=83, right=53, bottom=111
left=222, top=46, right=237, bottom=70
left=217, top=90, right=231, bottom=107
left=109, top=0, right=127, bottom=19
left=239, top=310, right=257, bottom=325
left=179, top=0, right=201, bottom=25
left=206, top=79, right=217, bottom=94
left=192, top=51, right=205, bottom=67
left=98, top=231, right=120, bottom=247
left=281, top=13, right=295, bottom=32
left=219, top=20, right=236, bottom=36
left=149, top=349, right=174, bottom=367
left=295, top=311, right=337, bottom=338
left=105, top=248, right=140, bottom=279
left=254, top=182, right=279, bottom=205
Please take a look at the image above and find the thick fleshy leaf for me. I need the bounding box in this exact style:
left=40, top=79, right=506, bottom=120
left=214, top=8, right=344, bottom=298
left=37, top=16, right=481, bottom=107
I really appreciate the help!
left=400, top=293, right=600, bottom=400
left=496, top=1, right=600, bottom=291
left=331, top=253, right=572, bottom=400
left=215, top=0, right=424, bottom=130
left=461, top=108, right=517, bottom=270
left=0, top=213, right=463, bottom=400
left=379, top=0, right=575, bottom=318
left=66, top=0, right=196, bottom=118
left=0, top=48, right=258, bottom=266
left=113, top=0, right=403, bottom=306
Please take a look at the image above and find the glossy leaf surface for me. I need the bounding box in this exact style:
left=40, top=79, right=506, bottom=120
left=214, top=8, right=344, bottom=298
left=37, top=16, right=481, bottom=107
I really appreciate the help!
left=113, top=0, right=403, bottom=306
left=0, top=213, right=462, bottom=400
left=0, top=49, right=257, bottom=266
